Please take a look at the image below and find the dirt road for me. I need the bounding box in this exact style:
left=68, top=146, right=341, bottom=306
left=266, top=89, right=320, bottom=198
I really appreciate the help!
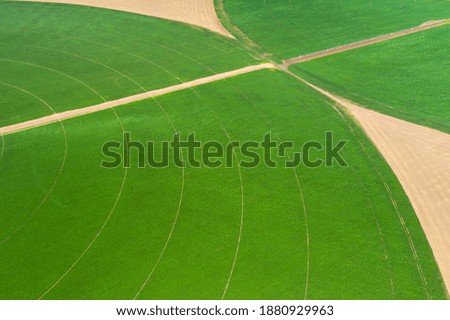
left=285, top=19, right=449, bottom=65
left=0, top=63, right=275, bottom=135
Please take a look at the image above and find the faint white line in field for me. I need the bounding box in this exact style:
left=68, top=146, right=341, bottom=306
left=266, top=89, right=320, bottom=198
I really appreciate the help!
left=338, top=102, right=429, bottom=298
left=290, top=72, right=431, bottom=299
left=35, top=50, right=165, bottom=297
left=27, top=45, right=148, bottom=91
left=109, top=30, right=217, bottom=75
left=220, top=125, right=244, bottom=300
left=0, top=58, right=105, bottom=101
left=0, top=64, right=275, bottom=136
left=134, top=97, right=185, bottom=300
left=38, top=108, right=128, bottom=299
left=328, top=101, right=395, bottom=298
left=182, top=85, right=245, bottom=300
left=383, top=181, right=431, bottom=299
left=236, top=89, right=310, bottom=299
left=287, top=158, right=310, bottom=299
left=0, top=82, right=68, bottom=247
left=71, top=37, right=186, bottom=83
left=0, top=133, right=4, bottom=163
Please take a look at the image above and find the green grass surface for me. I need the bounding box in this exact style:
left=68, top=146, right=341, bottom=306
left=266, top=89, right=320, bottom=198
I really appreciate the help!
left=220, top=0, right=450, bottom=59
left=0, top=1, right=256, bottom=127
left=0, top=1, right=447, bottom=300
left=0, top=70, right=446, bottom=299
left=291, top=25, right=450, bottom=133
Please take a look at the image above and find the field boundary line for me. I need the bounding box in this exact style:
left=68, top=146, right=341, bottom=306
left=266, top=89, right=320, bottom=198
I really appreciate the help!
left=34, top=64, right=130, bottom=298
left=236, top=89, right=310, bottom=299
left=183, top=86, right=245, bottom=300
left=284, top=19, right=450, bottom=66
left=134, top=98, right=186, bottom=300
left=0, top=58, right=106, bottom=100
left=0, top=63, right=275, bottom=136
left=71, top=36, right=186, bottom=84
left=220, top=125, right=244, bottom=300
left=39, top=108, right=128, bottom=299
left=287, top=71, right=435, bottom=298
left=28, top=45, right=148, bottom=91
left=0, top=133, right=4, bottom=163
left=327, top=101, right=395, bottom=298
left=0, top=82, right=68, bottom=247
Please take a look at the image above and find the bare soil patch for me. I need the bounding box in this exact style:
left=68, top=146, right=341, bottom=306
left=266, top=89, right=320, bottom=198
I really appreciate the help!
left=19, top=0, right=233, bottom=37
left=295, top=77, right=450, bottom=293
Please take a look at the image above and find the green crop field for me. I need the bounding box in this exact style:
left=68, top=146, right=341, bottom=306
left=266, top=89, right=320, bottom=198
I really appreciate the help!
left=0, top=1, right=448, bottom=301
left=291, top=25, right=450, bottom=133
left=220, top=0, right=450, bottom=59
left=0, top=69, right=446, bottom=299
left=0, top=1, right=255, bottom=127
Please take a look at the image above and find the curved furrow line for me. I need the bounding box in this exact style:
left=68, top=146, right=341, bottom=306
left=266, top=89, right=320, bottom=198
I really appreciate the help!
left=133, top=97, right=185, bottom=300
left=17, top=48, right=186, bottom=298
left=26, top=45, right=148, bottom=92
left=0, top=58, right=106, bottom=101
left=0, top=82, right=68, bottom=247
left=38, top=108, right=128, bottom=299
left=109, top=28, right=234, bottom=55
left=184, top=86, right=245, bottom=300
left=108, top=30, right=217, bottom=75
left=67, top=38, right=191, bottom=299
left=328, top=101, right=395, bottom=297
left=0, top=134, right=4, bottom=164
left=85, top=34, right=188, bottom=299
left=339, top=105, right=431, bottom=299
left=363, top=139, right=430, bottom=298
left=383, top=179, right=431, bottom=298
left=70, top=37, right=186, bottom=84
left=219, top=124, right=244, bottom=300
left=235, top=88, right=310, bottom=299
left=34, top=50, right=161, bottom=298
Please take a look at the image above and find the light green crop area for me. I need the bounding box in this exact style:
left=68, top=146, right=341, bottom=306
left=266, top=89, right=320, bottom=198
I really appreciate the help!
left=0, top=1, right=447, bottom=300
left=0, top=70, right=446, bottom=299
left=220, top=0, right=450, bottom=59
left=291, top=25, right=450, bottom=133
left=0, top=1, right=256, bottom=127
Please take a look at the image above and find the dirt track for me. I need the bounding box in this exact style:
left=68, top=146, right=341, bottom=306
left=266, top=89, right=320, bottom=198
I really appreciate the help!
left=293, top=75, right=450, bottom=293
left=0, top=63, right=275, bottom=135
left=285, top=19, right=449, bottom=65
left=19, top=0, right=233, bottom=37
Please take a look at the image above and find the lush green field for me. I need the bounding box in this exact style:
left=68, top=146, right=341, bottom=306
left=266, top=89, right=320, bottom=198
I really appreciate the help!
left=0, top=1, right=256, bottom=127
left=220, top=0, right=450, bottom=58
left=0, top=70, right=446, bottom=299
left=291, top=25, right=450, bottom=133
left=0, top=1, right=447, bottom=300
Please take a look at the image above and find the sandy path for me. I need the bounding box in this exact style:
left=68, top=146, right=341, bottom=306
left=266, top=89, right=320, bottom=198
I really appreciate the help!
left=292, top=75, right=450, bottom=294
left=18, top=0, right=233, bottom=37
left=285, top=19, right=449, bottom=65
left=0, top=63, right=275, bottom=136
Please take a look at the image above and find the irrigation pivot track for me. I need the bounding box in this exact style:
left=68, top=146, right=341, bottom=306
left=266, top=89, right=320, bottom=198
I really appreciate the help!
left=287, top=71, right=450, bottom=293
